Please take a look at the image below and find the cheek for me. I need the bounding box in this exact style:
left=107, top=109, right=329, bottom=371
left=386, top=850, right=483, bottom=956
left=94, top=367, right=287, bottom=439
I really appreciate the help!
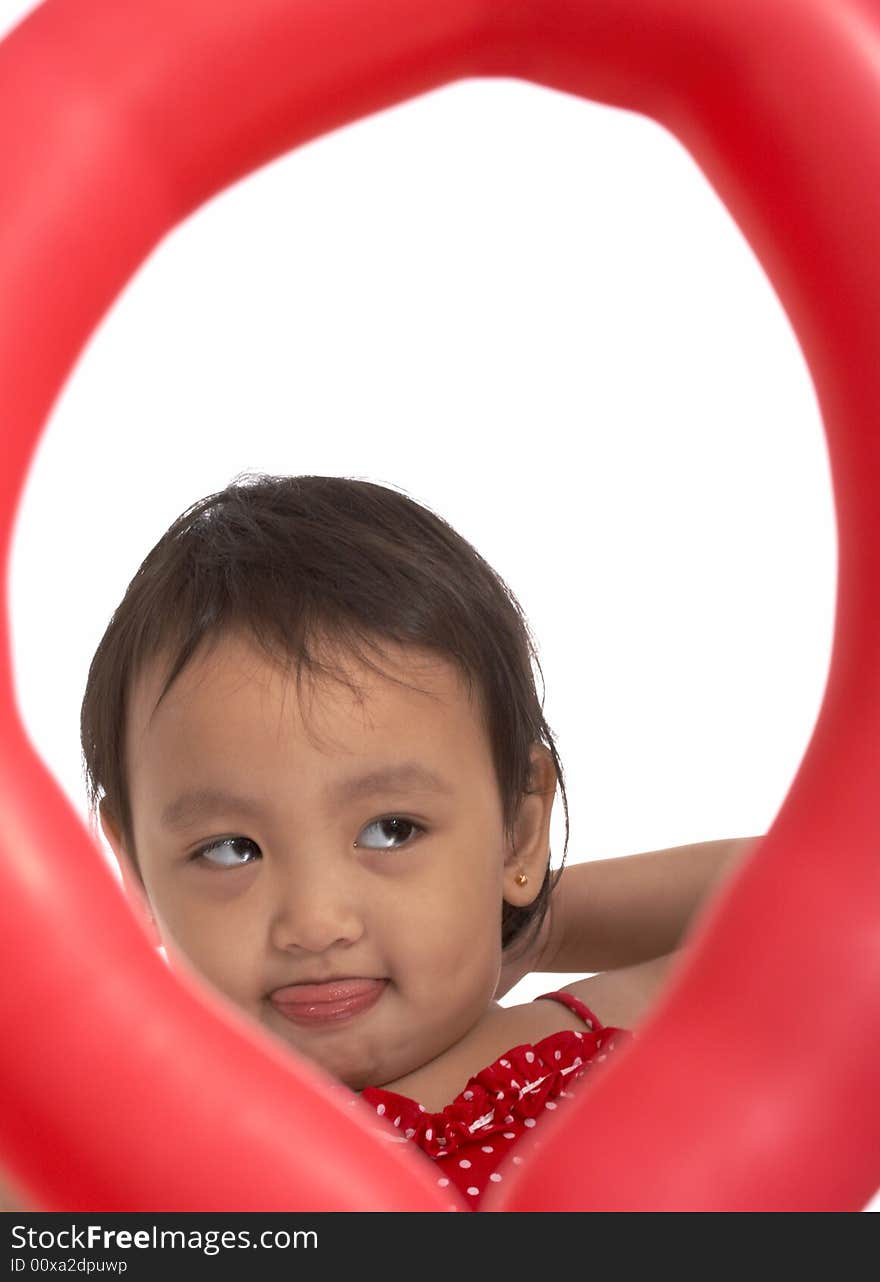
left=164, top=927, right=259, bottom=1014
left=153, top=890, right=257, bottom=998
left=401, top=886, right=499, bottom=976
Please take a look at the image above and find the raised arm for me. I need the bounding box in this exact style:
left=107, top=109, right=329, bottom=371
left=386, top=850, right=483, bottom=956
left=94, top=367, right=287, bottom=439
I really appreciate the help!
left=496, top=835, right=762, bottom=998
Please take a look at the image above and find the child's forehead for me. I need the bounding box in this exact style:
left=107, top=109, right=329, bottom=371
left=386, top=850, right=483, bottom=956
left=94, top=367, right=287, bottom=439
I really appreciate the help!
left=124, top=632, right=495, bottom=813
left=128, top=629, right=478, bottom=744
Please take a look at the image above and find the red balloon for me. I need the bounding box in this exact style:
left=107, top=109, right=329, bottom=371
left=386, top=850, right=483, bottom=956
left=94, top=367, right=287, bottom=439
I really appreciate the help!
left=1, top=0, right=879, bottom=1212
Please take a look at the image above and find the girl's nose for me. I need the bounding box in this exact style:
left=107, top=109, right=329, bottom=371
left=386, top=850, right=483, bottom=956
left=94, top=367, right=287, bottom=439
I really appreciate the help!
left=268, top=862, right=365, bottom=954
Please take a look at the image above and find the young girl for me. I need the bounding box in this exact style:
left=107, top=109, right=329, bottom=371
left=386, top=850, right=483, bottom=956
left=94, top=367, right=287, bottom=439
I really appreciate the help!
left=71, top=471, right=757, bottom=1213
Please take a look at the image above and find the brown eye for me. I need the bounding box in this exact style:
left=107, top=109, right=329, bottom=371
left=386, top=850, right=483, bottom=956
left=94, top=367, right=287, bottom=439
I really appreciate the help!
left=190, top=837, right=261, bottom=869
left=356, top=817, right=424, bottom=851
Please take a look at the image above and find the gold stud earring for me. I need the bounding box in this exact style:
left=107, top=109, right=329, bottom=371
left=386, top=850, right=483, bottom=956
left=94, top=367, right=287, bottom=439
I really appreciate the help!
left=514, top=872, right=528, bottom=886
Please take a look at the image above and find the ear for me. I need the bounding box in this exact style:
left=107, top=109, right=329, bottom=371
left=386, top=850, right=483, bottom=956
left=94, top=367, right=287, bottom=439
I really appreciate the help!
left=99, top=799, right=163, bottom=951
left=502, top=744, right=557, bottom=908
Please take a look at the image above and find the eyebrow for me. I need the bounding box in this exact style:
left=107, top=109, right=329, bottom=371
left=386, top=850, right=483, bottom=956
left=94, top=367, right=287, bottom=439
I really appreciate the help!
left=160, top=761, right=455, bottom=829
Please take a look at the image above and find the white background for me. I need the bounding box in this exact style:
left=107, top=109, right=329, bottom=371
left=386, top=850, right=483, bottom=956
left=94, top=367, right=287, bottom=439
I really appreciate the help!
left=5, top=0, right=874, bottom=1211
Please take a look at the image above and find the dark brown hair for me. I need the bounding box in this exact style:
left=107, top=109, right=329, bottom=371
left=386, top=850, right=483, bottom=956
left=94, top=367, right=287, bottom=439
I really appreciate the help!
left=80, top=472, right=570, bottom=958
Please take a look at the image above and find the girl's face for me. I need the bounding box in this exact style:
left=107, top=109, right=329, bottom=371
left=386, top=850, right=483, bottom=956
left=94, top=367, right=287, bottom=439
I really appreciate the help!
left=102, top=630, right=551, bottom=1093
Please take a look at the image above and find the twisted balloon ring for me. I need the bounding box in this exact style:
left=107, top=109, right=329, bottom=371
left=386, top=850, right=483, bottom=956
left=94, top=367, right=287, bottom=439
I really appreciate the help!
left=1, top=0, right=879, bottom=1211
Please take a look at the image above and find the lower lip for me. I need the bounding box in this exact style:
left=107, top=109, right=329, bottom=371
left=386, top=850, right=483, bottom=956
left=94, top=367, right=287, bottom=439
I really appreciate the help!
left=270, top=980, right=388, bottom=1026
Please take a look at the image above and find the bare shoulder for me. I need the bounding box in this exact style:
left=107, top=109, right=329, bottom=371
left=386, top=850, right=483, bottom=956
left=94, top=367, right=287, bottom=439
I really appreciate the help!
left=554, top=952, right=683, bottom=1031
left=380, top=954, right=682, bottom=1113
left=499, top=952, right=683, bottom=1048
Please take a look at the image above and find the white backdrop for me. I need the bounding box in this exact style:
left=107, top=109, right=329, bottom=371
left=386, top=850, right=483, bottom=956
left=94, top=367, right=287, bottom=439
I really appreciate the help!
left=5, top=0, right=873, bottom=1211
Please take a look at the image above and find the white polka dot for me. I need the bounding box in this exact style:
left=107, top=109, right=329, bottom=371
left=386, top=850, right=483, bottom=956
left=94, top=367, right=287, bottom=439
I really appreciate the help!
left=545, top=1101, right=557, bottom=1110
left=467, top=1187, right=480, bottom=1196
left=524, top=1117, right=536, bottom=1128
left=585, top=1021, right=593, bottom=1030
left=459, top=1159, right=471, bottom=1169
left=575, top=1031, right=583, bottom=1040
left=376, top=1104, right=385, bottom=1115
left=481, top=1145, right=494, bottom=1153
left=504, top=1115, right=513, bottom=1123
left=405, top=1129, right=416, bottom=1138
left=510, top=1079, right=519, bottom=1089
left=500, top=1059, right=510, bottom=1067
left=438, top=1177, right=449, bottom=1187
left=425, top=1128, right=433, bottom=1141
left=525, top=1051, right=535, bottom=1063
left=503, top=1132, right=515, bottom=1139
left=393, top=1116, right=401, bottom=1127
left=418, top=1104, right=426, bottom=1112
left=489, top=1173, right=503, bottom=1182
left=463, top=1090, right=473, bottom=1100
left=512, top=1155, right=524, bottom=1165
left=496, top=1091, right=505, bottom=1100
left=573, top=1057, right=583, bottom=1067
left=554, top=1050, right=561, bottom=1060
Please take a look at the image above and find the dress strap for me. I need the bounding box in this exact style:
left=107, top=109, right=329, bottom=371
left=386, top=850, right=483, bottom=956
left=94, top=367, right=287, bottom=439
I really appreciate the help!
left=533, top=989, right=605, bottom=1032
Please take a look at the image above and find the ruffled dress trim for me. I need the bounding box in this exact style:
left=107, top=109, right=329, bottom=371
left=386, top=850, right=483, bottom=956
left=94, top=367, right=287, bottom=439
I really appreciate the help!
left=356, top=997, right=633, bottom=1160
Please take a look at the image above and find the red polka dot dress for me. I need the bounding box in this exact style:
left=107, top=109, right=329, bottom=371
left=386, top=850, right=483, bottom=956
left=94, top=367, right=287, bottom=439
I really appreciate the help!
left=355, top=991, right=633, bottom=1210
